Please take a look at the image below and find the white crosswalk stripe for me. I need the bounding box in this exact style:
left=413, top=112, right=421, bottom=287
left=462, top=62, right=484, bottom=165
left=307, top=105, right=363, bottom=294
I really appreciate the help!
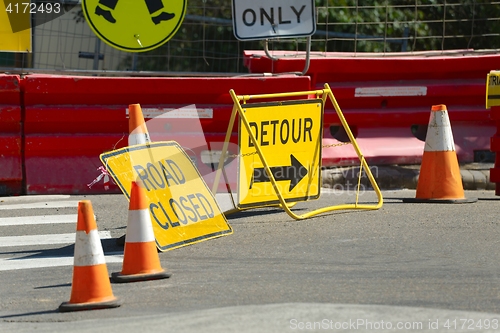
left=0, top=197, right=123, bottom=271
left=0, top=214, right=79, bottom=226
left=0, top=231, right=112, bottom=247
left=0, top=254, right=123, bottom=271
left=0, top=200, right=80, bottom=210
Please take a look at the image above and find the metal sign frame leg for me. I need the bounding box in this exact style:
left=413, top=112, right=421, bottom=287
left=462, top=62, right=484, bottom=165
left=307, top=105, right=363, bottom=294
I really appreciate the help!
left=211, top=104, right=240, bottom=215
left=324, top=83, right=383, bottom=210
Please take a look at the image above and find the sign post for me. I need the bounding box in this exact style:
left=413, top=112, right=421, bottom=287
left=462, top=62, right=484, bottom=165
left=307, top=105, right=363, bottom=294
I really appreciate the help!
left=231, top=0, right=316, bottom=74
left=232, top=0, right=316, bottom=40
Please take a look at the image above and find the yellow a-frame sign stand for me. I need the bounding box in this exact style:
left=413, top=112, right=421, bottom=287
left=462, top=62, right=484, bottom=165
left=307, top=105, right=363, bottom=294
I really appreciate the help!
left=212, top=83, right=383, bottom=220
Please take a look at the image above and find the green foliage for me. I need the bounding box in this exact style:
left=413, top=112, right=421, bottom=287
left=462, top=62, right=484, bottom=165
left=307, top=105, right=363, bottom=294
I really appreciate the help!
left=413, top=0, right=500, bottom=50
left=75, top=1, right=500, bottom=72
left=313, top=0, right=500, bottom=53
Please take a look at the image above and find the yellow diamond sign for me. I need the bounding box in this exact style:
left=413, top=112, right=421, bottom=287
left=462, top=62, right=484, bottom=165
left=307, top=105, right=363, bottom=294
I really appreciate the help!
left=82, top=0, right=186, bottom=52
left=238, top=99, right=323, bottom=208
left=100, top=141, right=232, bottom=251
left=487, top=71, right=500, bottom=108
left=0, top=0, right=31, bottom=52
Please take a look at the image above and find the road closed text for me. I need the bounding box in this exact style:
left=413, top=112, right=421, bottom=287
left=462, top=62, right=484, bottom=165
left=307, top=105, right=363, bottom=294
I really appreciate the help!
left=133, top=158, right=216, bottom=229
left=100, top=141, right=232, bottom=250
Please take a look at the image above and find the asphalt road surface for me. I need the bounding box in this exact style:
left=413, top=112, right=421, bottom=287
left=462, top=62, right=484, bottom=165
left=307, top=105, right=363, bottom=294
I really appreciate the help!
left=1, top=189, right=500, bottom=332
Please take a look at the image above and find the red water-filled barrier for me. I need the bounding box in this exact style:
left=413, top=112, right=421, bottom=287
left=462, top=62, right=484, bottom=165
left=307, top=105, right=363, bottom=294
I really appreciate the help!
left=1, top=50, right=498, bottom=195
left=244, top=50, right=497, bottom=166
left=22, top=74, right=310, bottom=194
left=0, top=75, right=22, bottom=195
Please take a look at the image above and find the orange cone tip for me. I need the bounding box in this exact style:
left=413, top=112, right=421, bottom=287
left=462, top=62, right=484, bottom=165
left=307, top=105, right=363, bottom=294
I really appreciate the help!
left=431, top=104, right=447, bottom=112
left=128, top=104, right=151, bottom=146
left=128, top=104, right=148, bottom=134
left=76, top=200, right=97, bottom=233
left=129, top=181, right=148, bottom=211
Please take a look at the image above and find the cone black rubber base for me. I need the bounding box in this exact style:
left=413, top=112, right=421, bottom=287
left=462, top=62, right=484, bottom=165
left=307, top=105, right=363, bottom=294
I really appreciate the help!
left=58, top=297, right=121, bottom=312
left=402, top=197, right=478, bottom=204
left=111, top=271, right=171, bottom=283
left=116, top=234, right=126, bottom=246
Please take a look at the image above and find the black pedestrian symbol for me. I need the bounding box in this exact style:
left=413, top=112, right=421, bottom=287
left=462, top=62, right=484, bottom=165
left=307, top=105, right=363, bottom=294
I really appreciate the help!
left=95, top=0, right=175, bottom=25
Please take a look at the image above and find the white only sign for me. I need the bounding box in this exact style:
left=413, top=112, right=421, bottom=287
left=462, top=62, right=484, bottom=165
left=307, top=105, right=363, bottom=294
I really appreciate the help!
left=232, top=0, right=316, bottom=40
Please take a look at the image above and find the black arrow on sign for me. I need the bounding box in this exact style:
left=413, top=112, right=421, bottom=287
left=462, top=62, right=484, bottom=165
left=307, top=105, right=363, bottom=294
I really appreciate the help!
left=250, top=154, right=308, bottom=192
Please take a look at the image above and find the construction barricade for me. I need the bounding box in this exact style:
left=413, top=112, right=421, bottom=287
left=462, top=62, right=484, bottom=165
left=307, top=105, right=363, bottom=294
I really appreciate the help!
left=213, top=84, right=383, bottom=219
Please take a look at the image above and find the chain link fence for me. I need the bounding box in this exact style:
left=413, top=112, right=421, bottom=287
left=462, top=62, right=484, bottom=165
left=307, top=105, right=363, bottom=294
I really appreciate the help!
left=1, top=0, right=499, bottom=75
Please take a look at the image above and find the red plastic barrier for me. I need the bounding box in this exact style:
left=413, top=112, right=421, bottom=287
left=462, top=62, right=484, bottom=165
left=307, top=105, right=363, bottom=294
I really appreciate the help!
left=0, top=75, right=22, bottom=195
left=22, top=74, right=311, bottom=194
left=244, top=50, right=500, bottom=84
left=244, top=50, right=497, bottom=166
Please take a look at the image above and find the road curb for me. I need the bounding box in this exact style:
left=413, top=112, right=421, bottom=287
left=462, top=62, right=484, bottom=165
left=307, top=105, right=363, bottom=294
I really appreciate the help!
left=322, top=163, right=495, bottom=191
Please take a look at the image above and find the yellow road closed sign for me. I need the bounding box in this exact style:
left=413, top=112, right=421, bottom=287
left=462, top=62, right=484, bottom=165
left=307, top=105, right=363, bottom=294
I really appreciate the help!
left=100, top=141, right=232, bottom=251
left=238, top=99, right=323, bottom=208
left=82, top=0, right=186, bottom=52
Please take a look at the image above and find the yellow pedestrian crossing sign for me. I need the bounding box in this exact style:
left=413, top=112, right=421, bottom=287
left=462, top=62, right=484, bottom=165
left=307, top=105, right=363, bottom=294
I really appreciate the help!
left=238, top=99, right=323, bottom=208
left=83, top=0, right=186, bottom=52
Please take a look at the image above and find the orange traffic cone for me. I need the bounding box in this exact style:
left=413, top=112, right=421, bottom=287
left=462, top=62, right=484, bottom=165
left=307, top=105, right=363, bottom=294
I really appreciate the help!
left=111, top=181, right=171, bottom=283
left=404, top=105, right=476, bottom=203
left=128, top=103, right=151, bottom=146
left=116, top=103, right=152, bottom=246
left=59, top=201, right=121, bottom=312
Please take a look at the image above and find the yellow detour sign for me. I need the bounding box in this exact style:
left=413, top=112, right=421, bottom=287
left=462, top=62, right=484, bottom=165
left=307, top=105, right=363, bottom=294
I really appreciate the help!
left=82, top=0, right=186, bottom=52
left=0, top=1, right=31, bottom=52
left=238, top=99, right=323, bottom=208
left=100, top=141, right=232, bottom=251
left=213, top=87, right=383, bottom=221
left=487, top=71, right=500, bottom=108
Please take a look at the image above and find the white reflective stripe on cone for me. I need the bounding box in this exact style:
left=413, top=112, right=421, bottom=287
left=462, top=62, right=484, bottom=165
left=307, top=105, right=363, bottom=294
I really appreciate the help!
left=126, top=209, right=156, bottom=243
left=74, top=229, right=106, bottom=267
left=423, top=110, right=455, bottom=152
left=128, top=133, right=151, bottom=146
